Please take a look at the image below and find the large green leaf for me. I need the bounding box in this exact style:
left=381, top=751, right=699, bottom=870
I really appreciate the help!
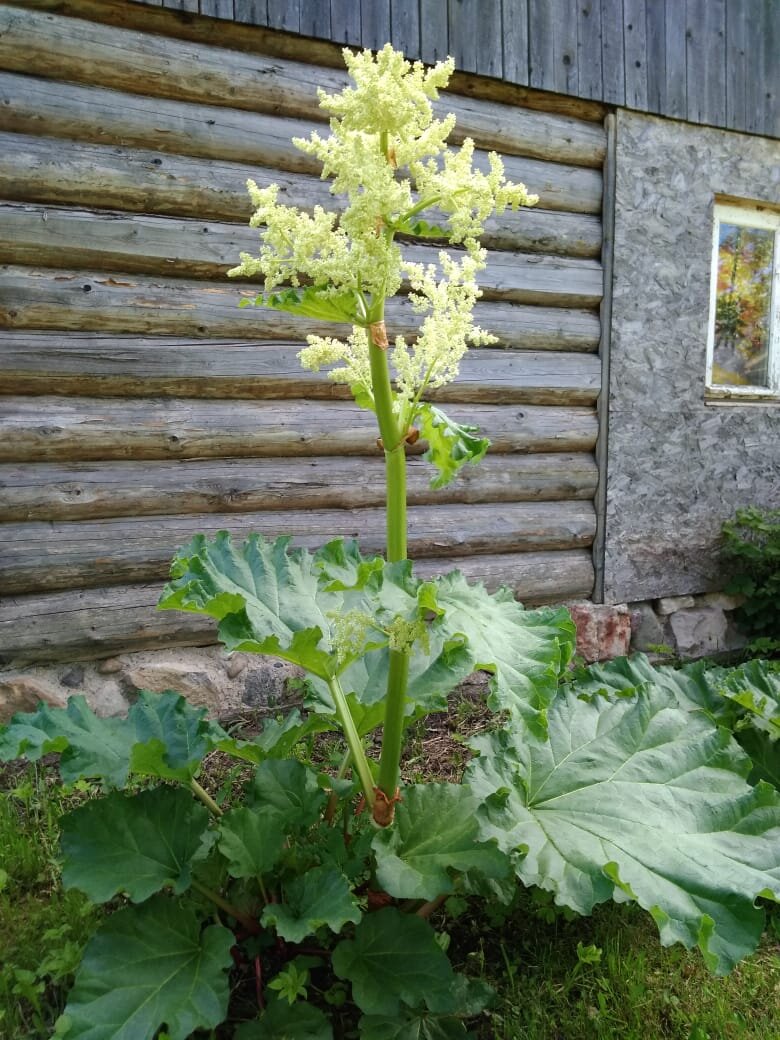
left=159, top=535, right=436, bottom=681
left=261, top=865, right=361, bottom=942
left=0, top=697, right=130, bottom=787
left=359, top=1013, right=466, bottom=1039
left=159, top=532, right=339, bottom=677
left=569, top=654, right=730, bottom=718
left=432, top=575, right=576, bottom=736
left=711, top=659, right=780, bottom=739
left=61, top=787, right=211, bottom=903
left=466, top=687, right=780, bottom=973
left=245, top=758, right=327, bottom=828
left=416, top=403, right=489, bottom=489
left=0, top=691, right=226, bottom=787
left=372, top=784, right=509, bottom=900
left=332, top=908, right=457, bottom=1016
left=235, top=997, right=333, bottom=1039
left=57, top=896, right=233, bottom=1040
left=217, top=806, right=287, bottom=878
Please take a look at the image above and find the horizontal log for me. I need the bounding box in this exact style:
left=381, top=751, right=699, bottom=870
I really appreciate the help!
left=0, top=205, right=603, bottom=306
left=0, top=8, right=606, bottom=166
left=0, top=396, right=598, bottom=462
left=0, top=70, right=605, bottom=188
left=0, top=501, right=597, bottom=594
left=0, top=549, right=594, bottom=664
left=0, top=131, right=604, bottom=216
left=0, top=453, right=598, bottom=521
left=15, top=0, right=607, bottom=123
left=0, top=266, right=602, bottom=342
left=0, top=334, right=602, bottom=404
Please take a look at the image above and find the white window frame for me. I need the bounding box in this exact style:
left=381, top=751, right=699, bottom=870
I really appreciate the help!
left=706, top=202, right=780, bottom=401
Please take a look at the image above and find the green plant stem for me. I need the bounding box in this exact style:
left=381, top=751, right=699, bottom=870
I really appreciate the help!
left=191, top=879, right=258, bottom=933
left=327, top=677, right=375, bottom=809
left=325, top=749, right=353, bottom=824
left=189, top=778, right=222, bottom=817
left=375, top=647, right=410, bottom=805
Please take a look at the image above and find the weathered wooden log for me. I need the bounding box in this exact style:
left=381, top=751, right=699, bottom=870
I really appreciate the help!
left=0, top=70, right=605, bottom=180
left=0, top=549, right=594, bottom=665
left=0, top=131, right=604, bottom=216
left=0, top=267, right=602, bottom=342
left=0, top=500, right=597, bottom=594
left=0, top=333, right=602, bottom=404
left=0, top=396, right=598, bottom=462
left=0, top=206, right=603, bottom=306
left=0, top=453, right=598, bottom=522
left=0, top=8, right=606, bottom=166
left=14, top=0, right=606, bottom=124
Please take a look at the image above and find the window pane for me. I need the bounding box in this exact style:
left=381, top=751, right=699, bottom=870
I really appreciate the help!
left=713, top=222, right=774, bottom=387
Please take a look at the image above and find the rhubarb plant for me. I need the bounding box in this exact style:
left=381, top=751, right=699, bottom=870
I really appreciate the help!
left=2, top=44, right=780, bottom=1040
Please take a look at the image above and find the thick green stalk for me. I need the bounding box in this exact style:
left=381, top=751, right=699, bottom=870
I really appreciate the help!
left=190, top=778, right=222, bottom=817
left=367, top=320, right=412, bottom=823
left=375, top=647, right=410, bottom=813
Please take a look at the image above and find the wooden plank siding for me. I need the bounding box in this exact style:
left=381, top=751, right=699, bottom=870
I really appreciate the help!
left=115, top=0, right=779, bottom=137
left=0, top=2, right=603, bottom=661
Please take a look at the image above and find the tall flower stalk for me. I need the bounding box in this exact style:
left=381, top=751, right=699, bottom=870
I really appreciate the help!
left=229, top=44, right=537, bottom=822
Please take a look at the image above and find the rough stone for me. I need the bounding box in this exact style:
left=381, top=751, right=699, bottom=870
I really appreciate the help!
left=629, top=601, right=667, bottom=652
left=668, top=607, right=729, bottom=659
left=226, top=654, right=248, bottom=680
left=97, top=657, right=123, bottom=674
left=567, top=601, right=632, bottom=663
left=121, top=650, right=230, bottom=714
left=60, top=665, right=85, bottom=689
left=655, top=596, right=696, bottom=615
left=0, top=675, right=68, bottom=722
left=242, top=660, right=300, bottom=709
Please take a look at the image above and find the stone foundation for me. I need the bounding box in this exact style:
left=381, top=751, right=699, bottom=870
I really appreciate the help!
left=567, top=591, right=746, bottom=664
left=0, top=595, right=748, bottom=722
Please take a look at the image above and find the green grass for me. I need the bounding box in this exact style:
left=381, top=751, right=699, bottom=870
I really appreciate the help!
left=450, top=891, right=780, bottom=1040
left=0, top=765, right=102, bottom=1040
left=1, top=760, right=778, bottom=1040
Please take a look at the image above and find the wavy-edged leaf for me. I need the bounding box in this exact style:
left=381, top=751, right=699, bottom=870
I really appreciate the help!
left=372, top=784, right=509, bottom=900
left=61, top=787, right=211, bottom=903
left=359, top=1013, right=467, bottom=1039
left=159, top=535, right=434, bottom=681
left=712, top=659, right=780, bottom=739
left=261, top=865, right=361, bottom=942
left=393, top=216, right=450, bottom=239
left=466, top=686, right=780, bottom=973
left=245, top=284, right=360, bottom=324
left=0, top=691, right=226, bottom=787
left=332, top=908, right=457, bottom=1016
left=160, top=532, right=338, bottom=677
left=235, top=997, right=333, bottom=1040
left=0, top=696, right=130, bottom=786
left=433, top=575, right=576, bottom=736
left=216, top=710, right=337, bottom=765
left=217, top=806, right=287, bottom=878
left=737, top=727, right=780, bottom=788
left=569, top=654, right=734, bottom=720
left=245, top=758, right=327, bottom=828
left=59, top=896, right=233, bottom=1040
left=416, top=403, right=489, bottom=489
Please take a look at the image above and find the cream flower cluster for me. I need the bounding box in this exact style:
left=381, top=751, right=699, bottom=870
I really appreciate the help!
left=229, top=44, right=537, bottom=412
left=393, top=249, right=496, bottom=404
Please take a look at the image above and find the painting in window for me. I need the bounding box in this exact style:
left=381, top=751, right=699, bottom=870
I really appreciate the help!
left=707, top=203, right=779, bottom=398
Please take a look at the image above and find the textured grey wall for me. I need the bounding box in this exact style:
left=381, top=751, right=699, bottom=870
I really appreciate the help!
left=604, top=110, right=780, bottom=604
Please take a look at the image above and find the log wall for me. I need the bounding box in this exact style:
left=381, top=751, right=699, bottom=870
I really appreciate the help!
left=0, top=2, right=605, bottom=664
